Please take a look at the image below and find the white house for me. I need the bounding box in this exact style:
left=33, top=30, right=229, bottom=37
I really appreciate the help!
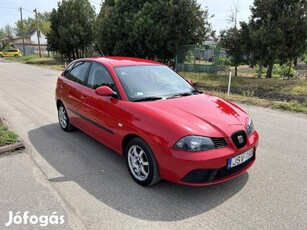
left=26, top=28, right=47, bottom=45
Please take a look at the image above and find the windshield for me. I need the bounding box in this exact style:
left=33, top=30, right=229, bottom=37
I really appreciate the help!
left=115, top=65, right=197, bottom=102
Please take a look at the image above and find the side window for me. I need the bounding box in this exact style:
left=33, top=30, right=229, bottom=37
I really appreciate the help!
left=87, top=62, right=116, bottom=90
left=67, top=61, right=90, bottom=84
left=63, top=63, right=74, bottom=77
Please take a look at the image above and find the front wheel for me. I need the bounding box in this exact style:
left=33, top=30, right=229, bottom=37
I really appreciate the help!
left=126, top=138, right=160, bottom=186
left=58, top=103, right=74, bottom=131
left=14, top=54, right=18, bottom=57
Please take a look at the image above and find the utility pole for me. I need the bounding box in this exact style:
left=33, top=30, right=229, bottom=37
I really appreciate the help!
left=19, top=7, right=26, bottom=56
left=33, top=8, right=41, bottom=58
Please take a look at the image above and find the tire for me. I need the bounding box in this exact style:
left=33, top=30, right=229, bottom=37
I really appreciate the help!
left=58, top=103, right=74, bottom=131
left=0, top=54, right=3, bottom=58
left=14, top=54, right=18, bottom=57
left=126, top=138, right=161, bottom=186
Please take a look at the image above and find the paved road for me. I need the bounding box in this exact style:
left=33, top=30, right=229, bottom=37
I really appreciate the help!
left=0, top=59, right=306, bottom=229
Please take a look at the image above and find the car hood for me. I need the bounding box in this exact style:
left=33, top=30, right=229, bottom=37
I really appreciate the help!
left=139, top=94, right=248, bottom=137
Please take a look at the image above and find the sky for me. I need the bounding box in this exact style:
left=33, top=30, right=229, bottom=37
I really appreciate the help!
left=0, top=0, right=254, bottom=33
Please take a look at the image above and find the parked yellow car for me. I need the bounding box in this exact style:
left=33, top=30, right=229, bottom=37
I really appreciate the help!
left=0, top=48, right=22, bottom=57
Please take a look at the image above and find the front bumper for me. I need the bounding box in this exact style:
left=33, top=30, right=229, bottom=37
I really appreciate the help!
left=152, top=131, right=259, bottom=186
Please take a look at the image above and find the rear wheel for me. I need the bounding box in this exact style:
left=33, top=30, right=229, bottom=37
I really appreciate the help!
left=0, top=54, right=3, bottom=58
left=126, top=138, right=160, bottom=186
left=58, top=103, right=74, bottom=131
left=14, top=54, right=18, bottom=57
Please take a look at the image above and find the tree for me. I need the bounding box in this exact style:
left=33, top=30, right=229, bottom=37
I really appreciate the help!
left=95, top=0, right=211, bottom=61
left=47, top=0, right=95, bottom=60
left=2, top=24, right=15, bottom=39
left=249, top=0, right=307, bottom=78
left=219, top=0, right=241, bottom=76
left=15, top=12, right=51, bottom=37
left=219, top=27, right=242, bottom=76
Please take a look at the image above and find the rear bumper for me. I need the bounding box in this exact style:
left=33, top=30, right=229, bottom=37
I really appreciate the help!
left=153, top=131, right=259, bottom=186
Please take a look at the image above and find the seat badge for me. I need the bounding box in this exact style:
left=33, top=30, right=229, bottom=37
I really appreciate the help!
left=238, top=135, right=244, bottom=144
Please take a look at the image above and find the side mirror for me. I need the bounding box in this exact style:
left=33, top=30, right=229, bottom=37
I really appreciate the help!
left=186, top=79, right=194, bottom=86
left=95, top=86, right=118, bottom=98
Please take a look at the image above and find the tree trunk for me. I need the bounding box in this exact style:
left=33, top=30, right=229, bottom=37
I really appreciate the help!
left=235, top=65, right=238, bottom=77
left=266, top=60, right=274, bottom=78
left=258, top=59, right=263, bottom=78
left=287, top=61, right=292, bottom=80
left=294, top=58, right=298, bottom=67
left=72, top=51, right=75, bottom=60
left=75, top=48, right=79, bottom=59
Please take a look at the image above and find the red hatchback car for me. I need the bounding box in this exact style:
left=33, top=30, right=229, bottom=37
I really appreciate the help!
left=56, top=57, right=259, bottom=186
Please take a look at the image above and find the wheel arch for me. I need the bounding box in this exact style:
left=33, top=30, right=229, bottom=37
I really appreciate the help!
left=56, top=99, right=63, bottom=109
left=122, top=134, right=140, bottom=155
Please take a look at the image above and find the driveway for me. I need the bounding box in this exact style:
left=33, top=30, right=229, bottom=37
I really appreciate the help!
left=0, top=59, right=306, bottom=229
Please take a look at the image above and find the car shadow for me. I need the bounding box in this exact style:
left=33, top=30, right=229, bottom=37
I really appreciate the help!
left=28, top=123, right=249, bottom=221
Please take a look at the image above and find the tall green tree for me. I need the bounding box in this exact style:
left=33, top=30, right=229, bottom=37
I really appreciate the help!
left=250, top=0, right=307, bottom=78
left=219, top=27, right=242, bottom=76
left=47, top=0, right=95, bottom=60
left=95, top=0, right=211, bottom=61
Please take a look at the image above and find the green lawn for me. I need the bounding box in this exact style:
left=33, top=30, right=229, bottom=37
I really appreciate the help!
left=181, top=71, right=307, bottom=114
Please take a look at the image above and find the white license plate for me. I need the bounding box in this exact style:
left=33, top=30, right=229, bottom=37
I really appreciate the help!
left=227, top=148, right=254, bottom=169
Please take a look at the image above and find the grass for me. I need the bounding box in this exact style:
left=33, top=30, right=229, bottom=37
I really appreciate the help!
left=0, top=120, right=18, bottom=147
left=181, top=71, right=307, bottom=114
left=8, top=54, right=66, bottom=71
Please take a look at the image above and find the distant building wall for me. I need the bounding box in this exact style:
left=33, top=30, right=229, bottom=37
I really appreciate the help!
left=30, top=30, right=47, bottom=45
left=14, top=44, right=48, bottom=55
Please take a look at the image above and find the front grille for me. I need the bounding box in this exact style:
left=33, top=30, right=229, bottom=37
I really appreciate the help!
left=211, top=138, right=227, bottom=148
left=245, top=121, right=254, bottom=137
left=181, top=169, right=217, bottom=184
left=181, top=155, right=255, bottom=184
left=245, top=126, right=252, bottom=136
left=231, top=130, right=247, bottom=149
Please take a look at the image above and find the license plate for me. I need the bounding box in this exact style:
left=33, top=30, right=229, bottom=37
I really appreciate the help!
left=227, top=148, right=254, bottom=169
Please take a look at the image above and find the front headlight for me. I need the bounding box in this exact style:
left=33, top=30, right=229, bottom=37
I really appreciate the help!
left=173, top=136, right=215, bottom=152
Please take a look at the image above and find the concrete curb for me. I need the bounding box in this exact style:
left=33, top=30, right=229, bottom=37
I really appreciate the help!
left=0, top=141, right=25, bottom=155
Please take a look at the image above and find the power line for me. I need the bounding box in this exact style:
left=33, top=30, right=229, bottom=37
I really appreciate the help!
left=0, top=6, right=19, bottom=10
left=0, top=6, right=33, bottom=14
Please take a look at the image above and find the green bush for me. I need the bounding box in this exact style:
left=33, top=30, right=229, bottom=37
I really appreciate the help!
left=0, top=122, right=18, bottom=146
left=219, top=56, right=232, bottom=66
left=273, top=63, right=295, bottom=78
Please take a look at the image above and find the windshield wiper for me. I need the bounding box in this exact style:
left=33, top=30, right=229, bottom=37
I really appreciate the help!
left=133, top=96, right=163, bottom=102
left=167, top=91, right=197, bottom=99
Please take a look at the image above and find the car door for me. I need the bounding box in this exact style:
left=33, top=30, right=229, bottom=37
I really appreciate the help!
left=61, top=61, right=91, bottom=126
left=8, top=50, right=15, bottom=57
left=2, top=50, right=9, bottom=57
left=80, top=62, right=121, bottom=150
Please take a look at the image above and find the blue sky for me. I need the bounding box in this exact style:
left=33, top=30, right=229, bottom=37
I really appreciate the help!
left=0, top=0, right=254, bottom=33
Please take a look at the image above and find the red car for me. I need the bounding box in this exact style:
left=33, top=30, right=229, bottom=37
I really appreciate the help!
left=56, top=57, right=259, bottom=186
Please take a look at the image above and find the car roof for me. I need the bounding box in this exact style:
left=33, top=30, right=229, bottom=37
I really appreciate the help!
left=83, top=56, right=163, bottom=67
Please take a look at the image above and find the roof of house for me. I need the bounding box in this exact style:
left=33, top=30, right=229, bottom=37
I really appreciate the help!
left=25, top=28, right=38, bottom=37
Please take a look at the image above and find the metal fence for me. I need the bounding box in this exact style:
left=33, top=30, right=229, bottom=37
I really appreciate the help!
left=175, top=44, right=219, bottom=73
